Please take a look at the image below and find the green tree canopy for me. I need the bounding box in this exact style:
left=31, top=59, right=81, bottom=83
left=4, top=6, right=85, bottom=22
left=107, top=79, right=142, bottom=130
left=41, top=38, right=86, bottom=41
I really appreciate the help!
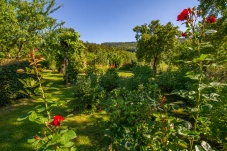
left=0, top=0, right=62, bottom=58
left=133, top=20, right=179, bottom=74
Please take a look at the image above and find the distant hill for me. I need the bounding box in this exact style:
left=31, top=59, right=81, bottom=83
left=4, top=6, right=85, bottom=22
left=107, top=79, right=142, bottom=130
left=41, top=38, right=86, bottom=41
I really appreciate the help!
left=101, top=38, right=185, bottom=52
left=101, top=42, right=137, bottom=52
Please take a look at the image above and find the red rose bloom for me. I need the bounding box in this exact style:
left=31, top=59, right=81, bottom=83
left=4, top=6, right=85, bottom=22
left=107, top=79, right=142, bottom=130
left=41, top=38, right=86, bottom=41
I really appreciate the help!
left=206, top=16, right=216, bottom=24
left=181, top=32, right=187, bottom=37
left=177, top=9, right=189, bottom=21
left=49, top=115, right=64, bottom=126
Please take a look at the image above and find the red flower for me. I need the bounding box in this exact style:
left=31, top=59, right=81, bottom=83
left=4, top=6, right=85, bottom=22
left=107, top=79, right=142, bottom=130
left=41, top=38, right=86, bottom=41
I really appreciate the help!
left=181, top=32, right=187, bottom=37
left=206, top=16, right=216, bottom=24
left=177, top=9, right=189, bottom=21
left=49, top=115, right=64, bottom=126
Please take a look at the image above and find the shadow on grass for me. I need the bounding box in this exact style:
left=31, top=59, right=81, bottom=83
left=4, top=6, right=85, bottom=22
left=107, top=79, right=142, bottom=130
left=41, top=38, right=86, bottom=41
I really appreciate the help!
left=66, top=111, right=110, bottom=151
left=0, top=99, right=43, bottom=151
left=0, top=70, right=110, bottom=151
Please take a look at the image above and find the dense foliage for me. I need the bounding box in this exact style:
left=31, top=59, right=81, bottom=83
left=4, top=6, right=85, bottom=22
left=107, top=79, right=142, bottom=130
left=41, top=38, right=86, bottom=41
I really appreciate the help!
left=1, top=0, right=227, bottom=150
left=0, top=0, right=62, bottom=58
left=133, top=20, right=179, bottom=74
left=0, top=60, right=36, bottom=106
left=99, top=68, right=120, bottom=92
left=101, top=42, right=137, bottom=52
left=127, top=65, right=154, bottom=90
left=73, top=75, right=105, bottom=113
left=83, top=42, right=137, bottom=68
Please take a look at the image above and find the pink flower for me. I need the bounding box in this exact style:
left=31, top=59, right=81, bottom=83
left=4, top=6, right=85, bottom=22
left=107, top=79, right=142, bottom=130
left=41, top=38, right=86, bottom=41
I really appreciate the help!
left=177, top=9, right=189, bottom=21
left=49, top=115, right=64, bottom=126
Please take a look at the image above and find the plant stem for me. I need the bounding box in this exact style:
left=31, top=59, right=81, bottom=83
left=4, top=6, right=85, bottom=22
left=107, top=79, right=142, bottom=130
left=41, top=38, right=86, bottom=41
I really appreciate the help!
left=33, top=57, right=51, bottom=120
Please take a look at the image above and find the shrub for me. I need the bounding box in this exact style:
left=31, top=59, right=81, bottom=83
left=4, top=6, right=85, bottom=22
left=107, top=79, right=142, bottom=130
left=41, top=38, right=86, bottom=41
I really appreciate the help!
left=99, top=68, right=119, bottom=91
left=119, top=60, right=137, bottom=71
left=206, top=64, right=227, bottom=83
left=104, top=86, right=158, bottom=150
left=0, top=60, right=36, bottom=107
left=156, top=64, right=198, bottom=93
left=127, top=65, right=154, bottom=90
left=156, top=71, right=186, bottom=92
left=73, top=75, right=105, bottom=113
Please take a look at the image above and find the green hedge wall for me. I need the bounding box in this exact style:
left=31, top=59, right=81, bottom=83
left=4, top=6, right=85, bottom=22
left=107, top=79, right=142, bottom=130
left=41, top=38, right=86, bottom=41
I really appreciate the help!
left=0, top=60, right=36, bottom=107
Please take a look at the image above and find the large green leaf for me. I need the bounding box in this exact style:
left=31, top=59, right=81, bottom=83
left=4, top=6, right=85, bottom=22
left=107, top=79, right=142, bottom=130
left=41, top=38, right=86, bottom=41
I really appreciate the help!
left=201, top=104, right=213, bottom=112
left=178, top=140, right=188, bottom=149
left=61, top=130, right=77, bottom=144
left=64, top=141, right=74, bottom=148
left=17, top=114, right=28, bottom=121
left=51, top=133, right=61, bottom=144
left=29, top=112, right=37, bottom=121
left=36, top=107, right=46, bottom=113
left=32, top=140, right=40, bottom=146
left=70, top=147, right=76, bottom=151
left=27, top=138, right=36, bottom=143
left=204, top=29, right=217, bottom=34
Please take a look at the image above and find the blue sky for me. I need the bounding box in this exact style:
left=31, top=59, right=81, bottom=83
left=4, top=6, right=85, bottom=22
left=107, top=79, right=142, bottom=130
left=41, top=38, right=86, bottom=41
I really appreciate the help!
left=50, top=0, right=199, bottom=44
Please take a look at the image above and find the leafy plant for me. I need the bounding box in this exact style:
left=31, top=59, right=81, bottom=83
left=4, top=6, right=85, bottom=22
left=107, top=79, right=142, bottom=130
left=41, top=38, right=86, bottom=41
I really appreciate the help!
left=73, top=74, right=105, bottom=113
left=0, top=60, right=36, bottom=107
left=172, top=7, right=223, bottom=150
left=156, top=70, right=195, bottom=93
left=127, top=65, right=154, bottom=90
left=104, top=86, right=157, bottom=150
left=17, top=49, right=77, bottom=150
left=99, top=68, right=120, bottom=91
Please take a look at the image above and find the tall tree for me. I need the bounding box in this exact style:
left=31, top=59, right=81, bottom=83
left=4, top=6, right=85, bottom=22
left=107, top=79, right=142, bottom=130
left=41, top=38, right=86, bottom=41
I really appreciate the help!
left=0, top=0, right=62, bottom=58
left=54, top=27, right=85, bottom=84
left=198, top=0, right=227, bottom=17
left=133, top=20, right=179, bottom=74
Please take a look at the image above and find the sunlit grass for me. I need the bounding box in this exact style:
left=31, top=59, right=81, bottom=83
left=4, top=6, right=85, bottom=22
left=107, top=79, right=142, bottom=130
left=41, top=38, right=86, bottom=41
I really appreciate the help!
left=0, top=99, right=43, bottom=151
left=117, top=70, right=133, bottom=77
left=0, top=70, right=109, bottom=151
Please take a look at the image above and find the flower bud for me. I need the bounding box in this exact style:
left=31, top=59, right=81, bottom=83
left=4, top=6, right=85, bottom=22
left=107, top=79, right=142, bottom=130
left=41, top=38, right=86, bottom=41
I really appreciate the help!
left=34, top=135, right=42, bottom=140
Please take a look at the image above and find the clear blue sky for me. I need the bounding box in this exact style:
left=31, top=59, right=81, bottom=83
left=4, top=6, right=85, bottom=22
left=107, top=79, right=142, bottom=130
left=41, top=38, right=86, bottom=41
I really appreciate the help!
left=50, top=0, right=199, bottom=44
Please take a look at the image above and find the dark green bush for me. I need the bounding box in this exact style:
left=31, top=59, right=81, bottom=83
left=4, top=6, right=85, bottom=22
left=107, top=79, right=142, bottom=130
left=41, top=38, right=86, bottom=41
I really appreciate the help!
left=99, top=68, right=119, bottom=91
left=73, top=75, right=105, bottom=113
left=156, top=70, right=195, bottom=93
left=0, top=60, right=36, bottom=107
left=119, top=61, right=137, bottom=71
left=65, top=61, right=79, bottom=84
left=104, top=86, right=157, bottom=150
left=127, top=65, right=154, bottom=90
left=156, top=63, right=199, bottom=93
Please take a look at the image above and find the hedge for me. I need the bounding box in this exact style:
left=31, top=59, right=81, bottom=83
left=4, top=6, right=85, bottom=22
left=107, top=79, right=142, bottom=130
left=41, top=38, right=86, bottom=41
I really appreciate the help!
left=0, top=60, right=36, bottom=107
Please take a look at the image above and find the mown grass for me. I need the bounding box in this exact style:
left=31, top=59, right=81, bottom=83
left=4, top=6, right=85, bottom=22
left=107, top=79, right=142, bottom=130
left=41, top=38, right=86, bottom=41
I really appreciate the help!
left=117, top=70, right=133, bottom=77
left=0, top=70, right=110, bottom=151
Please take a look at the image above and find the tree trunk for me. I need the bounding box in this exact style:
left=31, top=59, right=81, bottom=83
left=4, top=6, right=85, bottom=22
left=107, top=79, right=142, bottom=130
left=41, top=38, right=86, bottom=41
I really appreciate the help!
left=64, top=52, right=69, bottom=84
left=17, top=42, right=24, bottom=59
left=153, top=56, right=158, bottom=75
left=6, top=48, right=11, bottom=59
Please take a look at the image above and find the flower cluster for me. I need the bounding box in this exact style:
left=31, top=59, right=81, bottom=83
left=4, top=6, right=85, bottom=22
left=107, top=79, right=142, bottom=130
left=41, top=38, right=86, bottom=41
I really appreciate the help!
left=177, top=7, right=216, bottom=37
left=49, top=115, right=65, bottom=126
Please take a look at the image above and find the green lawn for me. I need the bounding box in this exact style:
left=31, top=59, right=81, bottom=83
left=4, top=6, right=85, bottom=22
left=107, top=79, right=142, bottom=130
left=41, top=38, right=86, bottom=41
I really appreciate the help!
left=0, top=70, right=109, bottom=151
